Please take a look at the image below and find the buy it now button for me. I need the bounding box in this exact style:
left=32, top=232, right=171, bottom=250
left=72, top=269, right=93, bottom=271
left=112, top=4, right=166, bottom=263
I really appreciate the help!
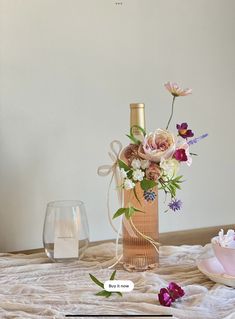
left=104, top=280, right=134, bottom=292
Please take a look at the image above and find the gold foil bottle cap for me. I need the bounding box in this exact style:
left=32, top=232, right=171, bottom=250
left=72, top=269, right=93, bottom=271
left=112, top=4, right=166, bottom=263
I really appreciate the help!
left=130, top=103, right=145, bottom=109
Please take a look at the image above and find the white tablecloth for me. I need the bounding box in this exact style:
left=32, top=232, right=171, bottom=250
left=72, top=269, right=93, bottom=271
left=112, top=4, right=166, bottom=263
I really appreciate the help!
left=0, top=243, right=234, bottom=319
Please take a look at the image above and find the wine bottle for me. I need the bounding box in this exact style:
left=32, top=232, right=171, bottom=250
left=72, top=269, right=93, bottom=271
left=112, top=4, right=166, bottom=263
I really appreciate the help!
left=121, top=103, right=159, bottom=271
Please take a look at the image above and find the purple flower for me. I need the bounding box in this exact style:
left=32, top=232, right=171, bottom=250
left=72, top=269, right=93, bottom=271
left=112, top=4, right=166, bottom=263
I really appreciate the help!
left=168, top=198, right=182, bottom=212
left=188, top=133, right=208, bottom=145
left=176, top=123, right=194, bottom=139
left=144, top=190, right=157, bottom=201
left=158, top=282, right=185, bottom=307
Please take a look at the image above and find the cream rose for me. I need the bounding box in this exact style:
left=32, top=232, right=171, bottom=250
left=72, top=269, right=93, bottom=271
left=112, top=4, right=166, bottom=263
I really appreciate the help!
left=160, top=158, right=179, bottom=179
left=138, top=129, right=176, bottom=163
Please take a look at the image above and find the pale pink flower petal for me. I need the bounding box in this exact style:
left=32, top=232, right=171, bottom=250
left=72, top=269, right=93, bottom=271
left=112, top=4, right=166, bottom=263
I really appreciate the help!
left=164, top=82, right=192, bottom=97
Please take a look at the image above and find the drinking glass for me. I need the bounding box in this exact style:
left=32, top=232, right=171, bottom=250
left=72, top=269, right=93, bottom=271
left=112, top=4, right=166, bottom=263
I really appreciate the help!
left=43, top=200, right=89, bottom=262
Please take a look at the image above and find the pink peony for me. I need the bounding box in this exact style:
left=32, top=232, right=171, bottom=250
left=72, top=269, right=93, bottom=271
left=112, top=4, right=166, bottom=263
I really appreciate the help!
left=138, top=129, right=175, bottom=163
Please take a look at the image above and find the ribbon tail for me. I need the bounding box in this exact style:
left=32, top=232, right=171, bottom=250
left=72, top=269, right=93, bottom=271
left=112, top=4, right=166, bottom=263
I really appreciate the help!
left=107, top=171, right=119, bottom=234
left=108, top=214, right=123, bottom=269
left=129, top=217, right=160, bottom=253
left=114, top=166, right=123, bottom=207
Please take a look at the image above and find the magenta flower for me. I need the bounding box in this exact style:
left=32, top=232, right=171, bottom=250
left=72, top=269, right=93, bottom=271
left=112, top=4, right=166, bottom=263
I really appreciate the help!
left=158, top=288, right=173, bottom=307
left=173, top=149, right=188, bottom=162
left=164, top=82, right=192, bottom=97
left=176, top=123, right=194, bottom=139
left=168, top=282, right=185, bottom=299
left=158, top=282, right=185, bottom=307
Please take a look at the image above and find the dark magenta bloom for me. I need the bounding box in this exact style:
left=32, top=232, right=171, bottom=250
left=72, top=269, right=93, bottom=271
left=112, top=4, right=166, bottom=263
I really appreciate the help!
left=158, top=288, right=173, bottom=307
left=176, top=123, right=194, bottom=139
left=158, top=282, right=185, bottom=307
left=174, top=149, right=188, bottom=162
left=168, top=282, right=185, bottom=299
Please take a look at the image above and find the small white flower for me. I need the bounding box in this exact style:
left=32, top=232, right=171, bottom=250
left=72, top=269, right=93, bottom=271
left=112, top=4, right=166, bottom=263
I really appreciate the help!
left=120, top=168, right=127, bottom=179
left=141, top=160, right=150, bottom=170
left=123, top=178, right=135, bottom=190
left=131, top=159, right=141, bottom=169
left=133, top=169, right=145, bottom=182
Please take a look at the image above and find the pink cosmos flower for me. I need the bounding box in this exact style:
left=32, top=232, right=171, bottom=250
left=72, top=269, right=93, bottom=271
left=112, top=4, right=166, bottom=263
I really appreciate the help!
left=165, top=82, right=192, bottom=97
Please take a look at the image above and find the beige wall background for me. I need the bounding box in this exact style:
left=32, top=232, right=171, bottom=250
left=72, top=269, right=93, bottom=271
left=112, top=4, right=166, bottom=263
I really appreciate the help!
left=0, top=0, right=235, bottom=251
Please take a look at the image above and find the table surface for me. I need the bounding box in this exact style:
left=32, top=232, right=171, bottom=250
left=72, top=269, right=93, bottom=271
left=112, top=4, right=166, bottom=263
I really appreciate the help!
left=0, top=242, right=235, bottom=319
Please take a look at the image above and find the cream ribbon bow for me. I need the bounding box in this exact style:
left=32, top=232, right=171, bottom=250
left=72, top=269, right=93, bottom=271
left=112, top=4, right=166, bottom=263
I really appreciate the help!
left=97, top=140, right=124, bottom=267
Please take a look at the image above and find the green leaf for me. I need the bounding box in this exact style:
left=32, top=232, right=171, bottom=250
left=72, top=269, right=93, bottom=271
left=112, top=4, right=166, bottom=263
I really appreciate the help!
left=133, top=207, right=145, bottom=213
left=125, top=206, right=145, bottom=219
left=110, top=270, right=116, bottom=280
left=118, top=159, right=130, bottom=172
left=115, top=291, right=123, bottom=297
left=173, top=175, right=184, bottom=182
left=140, top=179, right=157, bottom=191
left=89, top=274, right=104, bottom=289
left=133, top=187, right=141, bottom=206
left=113, top=208, right=128, bottom=219
left=105, top=291, right=112, bottom=298
left=95, top=290, right=111, bottom=297
left=127, top=171, right=133, bottom=179
left=128, top=206, right=135, bottom=218
left=173, top=183, right=181, bottom=190
left=125, top=208, right=131, bottom=219
left=126, top=134, right=140, bottom=145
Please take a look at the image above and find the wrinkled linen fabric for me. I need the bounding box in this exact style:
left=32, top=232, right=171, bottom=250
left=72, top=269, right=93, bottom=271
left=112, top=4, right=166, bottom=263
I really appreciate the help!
left=0, top=243, right=234, bottom=319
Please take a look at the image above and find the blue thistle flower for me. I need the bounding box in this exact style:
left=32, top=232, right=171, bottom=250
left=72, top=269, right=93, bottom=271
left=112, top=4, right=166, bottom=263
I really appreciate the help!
left=144, top=190, right=157, bottom=202
left=168, top=198, right=182, bottom=212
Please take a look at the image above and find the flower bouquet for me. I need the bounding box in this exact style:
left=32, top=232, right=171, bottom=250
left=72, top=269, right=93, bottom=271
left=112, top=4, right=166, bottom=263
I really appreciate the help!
left=99, top=82, right=207, bottom=271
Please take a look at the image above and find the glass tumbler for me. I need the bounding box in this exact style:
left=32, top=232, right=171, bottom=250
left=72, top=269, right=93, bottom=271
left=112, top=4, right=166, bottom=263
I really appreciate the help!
left=43, top=200, right=89, bottom=262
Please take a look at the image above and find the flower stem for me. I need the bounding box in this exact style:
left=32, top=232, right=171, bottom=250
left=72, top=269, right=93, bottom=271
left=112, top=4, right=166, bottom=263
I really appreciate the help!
left=166, top=96, right=176, bottom=130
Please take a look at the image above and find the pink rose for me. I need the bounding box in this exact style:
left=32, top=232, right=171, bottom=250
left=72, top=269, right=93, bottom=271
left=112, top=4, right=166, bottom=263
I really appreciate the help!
left=138, top=129, right=175, bottom=163
left=123, top=144, right=139, bottom=165
left=146, top=162, right=161, bottom=181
